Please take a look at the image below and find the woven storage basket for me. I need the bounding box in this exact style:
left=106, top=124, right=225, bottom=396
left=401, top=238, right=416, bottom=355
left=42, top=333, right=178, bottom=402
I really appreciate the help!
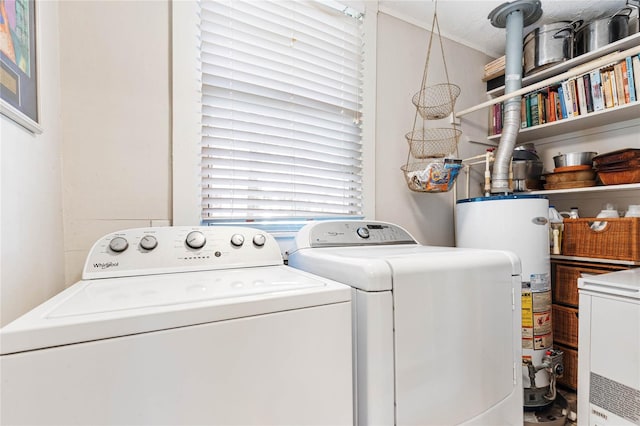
left=562, top=217, right=640, bottom=261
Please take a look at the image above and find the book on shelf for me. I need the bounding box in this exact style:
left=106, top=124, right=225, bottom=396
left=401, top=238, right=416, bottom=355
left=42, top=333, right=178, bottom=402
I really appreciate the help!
left=627, top=56, right=637, bottom=103
left=583, top=74, right=594, bottom=113
left=601, top=67, right=614, bottom=108
left=610, top=67, right=619, bottom=107
left=569, top=78, right=580, bottom=116
left=633, top=55, right=640, bottom=103
left=589, top=69, right=605, bottom=112
left=561, top=81, right=574, bottom=117
left=530, top=92, right=539, bottom=126
left=614, top=62, right=626, bottom=105
left=576, top=75, right=588, bottom=115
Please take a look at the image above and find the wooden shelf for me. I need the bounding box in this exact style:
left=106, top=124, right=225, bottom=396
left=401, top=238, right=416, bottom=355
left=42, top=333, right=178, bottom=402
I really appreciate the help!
left=488, top=32, right=640, bottom=97
left=487, top=101, right=640, bottom=143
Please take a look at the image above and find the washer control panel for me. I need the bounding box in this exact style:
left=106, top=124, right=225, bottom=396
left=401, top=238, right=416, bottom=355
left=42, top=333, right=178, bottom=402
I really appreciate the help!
left=294, top=220, right=417, bottom=249
left=83, top=226, right=283, bottom=279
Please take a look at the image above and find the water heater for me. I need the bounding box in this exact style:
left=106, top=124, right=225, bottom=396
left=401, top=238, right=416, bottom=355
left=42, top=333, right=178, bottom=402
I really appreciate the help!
left=456, top=195, right=563, bottom=409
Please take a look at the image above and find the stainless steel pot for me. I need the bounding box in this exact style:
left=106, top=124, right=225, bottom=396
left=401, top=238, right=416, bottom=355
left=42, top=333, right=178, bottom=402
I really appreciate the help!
left=575, top=8, right=633, bottom=56
left=628, top=0, right=640, bottom=34
left=523, top=21, right=578, bottom=76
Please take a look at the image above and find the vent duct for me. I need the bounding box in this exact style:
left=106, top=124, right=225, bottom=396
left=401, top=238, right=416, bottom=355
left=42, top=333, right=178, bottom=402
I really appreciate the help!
left=488, top=0, right=542, bottom=194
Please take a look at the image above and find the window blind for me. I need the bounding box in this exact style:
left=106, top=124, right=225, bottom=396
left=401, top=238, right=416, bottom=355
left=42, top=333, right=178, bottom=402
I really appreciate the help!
left=198, top=0, right=364, bottom=222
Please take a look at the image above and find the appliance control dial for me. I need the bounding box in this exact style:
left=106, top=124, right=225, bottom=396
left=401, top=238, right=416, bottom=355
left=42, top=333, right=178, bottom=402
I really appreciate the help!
left=356, top=227, right=370, bottom=239
left=185, top=231, right=206, bottom=249
left=253, top=233, right=266, bottom=247
left=230, top=233, right=245, bottom=247
left=109, top=236, right=129, bottom=253
left=139, top=235, right=158, bottom=251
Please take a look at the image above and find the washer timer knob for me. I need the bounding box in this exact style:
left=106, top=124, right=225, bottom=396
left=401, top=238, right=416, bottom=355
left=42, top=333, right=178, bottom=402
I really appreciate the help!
left=139, top=235, right=158, bottom=251
left=252, top=233, right=266, bottom=247
left=185, top=231, right=206, bottom=249
left=109, top=236, right=129, bottom=253
left=230, top=233, right=245, bottom=247
left=356, top=227, right=370, bottom=239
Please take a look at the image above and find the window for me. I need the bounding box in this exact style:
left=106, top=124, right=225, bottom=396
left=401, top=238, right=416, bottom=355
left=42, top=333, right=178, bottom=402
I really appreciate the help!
left=198, top=0, right=365, bottom=227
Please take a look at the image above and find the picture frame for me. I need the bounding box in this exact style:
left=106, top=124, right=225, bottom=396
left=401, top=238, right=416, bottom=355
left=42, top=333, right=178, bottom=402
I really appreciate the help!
left=1, top=0, right=41, bottom=134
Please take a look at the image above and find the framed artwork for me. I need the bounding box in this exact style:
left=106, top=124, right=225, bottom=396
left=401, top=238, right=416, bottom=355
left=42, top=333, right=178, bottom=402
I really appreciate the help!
left=1, top=0, right=41, bottom=134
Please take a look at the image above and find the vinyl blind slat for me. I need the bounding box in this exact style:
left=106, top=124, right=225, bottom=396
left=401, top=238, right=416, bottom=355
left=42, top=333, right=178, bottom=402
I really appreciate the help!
left=198, top=0, right=363, bottom=221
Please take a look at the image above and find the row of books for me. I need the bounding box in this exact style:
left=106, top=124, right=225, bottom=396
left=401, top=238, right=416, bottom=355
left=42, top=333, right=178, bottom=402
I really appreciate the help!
left=489, top=54, right=640, bottom=136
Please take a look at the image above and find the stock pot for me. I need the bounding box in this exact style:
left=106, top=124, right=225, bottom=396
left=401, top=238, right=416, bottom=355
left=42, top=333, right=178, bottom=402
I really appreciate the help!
left=523, top=21, right=578, bottom=76
left=575, top=7, right=633, bottom=56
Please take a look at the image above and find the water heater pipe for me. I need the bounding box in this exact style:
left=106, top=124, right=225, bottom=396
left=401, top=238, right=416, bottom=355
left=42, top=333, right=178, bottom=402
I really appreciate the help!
left=491, top=12, right=523, bottom=193
left=487, top=0, right=542, bottom=194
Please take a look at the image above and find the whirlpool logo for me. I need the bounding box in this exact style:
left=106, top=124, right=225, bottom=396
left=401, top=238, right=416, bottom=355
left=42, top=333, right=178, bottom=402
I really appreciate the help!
left=94, top=262, right=119, bottom=269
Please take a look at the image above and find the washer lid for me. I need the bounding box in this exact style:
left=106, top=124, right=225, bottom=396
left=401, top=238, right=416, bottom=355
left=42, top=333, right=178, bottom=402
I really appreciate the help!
left=0, top=266, right=350, bottom=354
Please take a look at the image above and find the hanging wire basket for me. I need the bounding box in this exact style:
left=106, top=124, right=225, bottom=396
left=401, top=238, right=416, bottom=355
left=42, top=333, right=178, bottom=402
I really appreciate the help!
left=412, top=83, right=461, bottom=120
left=401, top=158, right=463, bottom=193
left=405, top=127, right=461, bottom=158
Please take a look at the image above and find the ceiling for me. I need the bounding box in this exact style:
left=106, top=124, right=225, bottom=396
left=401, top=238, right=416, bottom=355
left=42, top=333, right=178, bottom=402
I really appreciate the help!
left=378, top=0, right=634, bottom=58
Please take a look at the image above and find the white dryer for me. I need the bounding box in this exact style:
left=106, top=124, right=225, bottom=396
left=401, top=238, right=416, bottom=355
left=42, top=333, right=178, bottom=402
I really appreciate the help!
left=0, top=226, right=353, bottom=426
left=287, top=220, right=523, bottom=425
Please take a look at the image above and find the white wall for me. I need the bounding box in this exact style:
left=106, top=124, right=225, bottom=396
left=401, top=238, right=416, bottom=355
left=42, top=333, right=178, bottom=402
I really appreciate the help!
left=58, top=0, right=171, bottom=285
left=375, top=12, right=491, bottom=246
left=0, top=1, right=65, bottom=326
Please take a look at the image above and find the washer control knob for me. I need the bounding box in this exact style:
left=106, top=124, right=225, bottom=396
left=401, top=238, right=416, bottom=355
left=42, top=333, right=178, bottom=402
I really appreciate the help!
left=139, top=235, right=158, bottom=251
left=186, top=231, right=206, bottom=249
left=356, top=227, right=370, bottom=239
left=252, top=233, right=266, bottom=247
left=109, top=236, right=129, bottom=253
left=230, top=233, right=245, bottom=247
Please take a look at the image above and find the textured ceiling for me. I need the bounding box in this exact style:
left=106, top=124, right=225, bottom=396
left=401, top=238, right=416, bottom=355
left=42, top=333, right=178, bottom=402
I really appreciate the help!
left=378, top=0, right=635, bottom=58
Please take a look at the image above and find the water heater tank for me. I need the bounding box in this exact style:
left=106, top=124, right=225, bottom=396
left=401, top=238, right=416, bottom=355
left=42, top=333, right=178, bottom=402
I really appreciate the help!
left=456, top=195, right=557, bottom=409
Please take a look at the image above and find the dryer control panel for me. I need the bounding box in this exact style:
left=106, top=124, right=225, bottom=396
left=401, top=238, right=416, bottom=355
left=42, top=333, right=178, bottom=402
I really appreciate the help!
left=294, top=220, right=417, bottom=249
left=82, top=226, right=283, bottom=279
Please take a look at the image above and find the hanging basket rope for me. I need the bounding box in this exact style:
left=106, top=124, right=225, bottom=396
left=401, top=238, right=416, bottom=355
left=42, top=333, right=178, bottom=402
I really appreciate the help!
left=402, top=2, right=462, bottom=193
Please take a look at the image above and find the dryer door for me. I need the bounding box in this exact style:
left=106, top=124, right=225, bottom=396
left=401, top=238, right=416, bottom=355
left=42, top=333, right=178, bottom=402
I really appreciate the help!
left=388, top=249, right=521, bottom=425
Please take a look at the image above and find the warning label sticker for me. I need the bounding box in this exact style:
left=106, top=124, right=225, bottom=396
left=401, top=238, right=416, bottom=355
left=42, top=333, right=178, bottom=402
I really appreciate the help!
left=534, top=332, right=553, bottom=350
left=533, top=290, right=552, bottom=312
left=534, top=310, right=552, bottom=335
left=522, top=337, right=533, bottom=349
left=522, top=287, right=533, bottom=328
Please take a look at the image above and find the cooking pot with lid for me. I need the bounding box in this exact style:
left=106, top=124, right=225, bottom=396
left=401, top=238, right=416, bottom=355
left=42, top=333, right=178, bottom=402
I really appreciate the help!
left=523, top=21, right=579, bottom=76
left=575, top=7, right=633, bottom=56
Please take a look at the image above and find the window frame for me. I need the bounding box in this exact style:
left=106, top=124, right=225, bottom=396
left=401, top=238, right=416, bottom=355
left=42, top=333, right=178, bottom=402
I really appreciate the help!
left=171, top=0, right=377, bottom=226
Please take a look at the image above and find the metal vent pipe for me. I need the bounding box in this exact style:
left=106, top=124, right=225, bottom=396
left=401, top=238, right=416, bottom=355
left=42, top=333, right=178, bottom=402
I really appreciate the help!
left=488, top=0, right=542, bottom=194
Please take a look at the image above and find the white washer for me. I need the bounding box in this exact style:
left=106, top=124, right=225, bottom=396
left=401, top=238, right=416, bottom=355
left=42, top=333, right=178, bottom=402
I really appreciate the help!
left=287, top=220, right=523, bottom=425
left=0, top=226, right=353, bottom=426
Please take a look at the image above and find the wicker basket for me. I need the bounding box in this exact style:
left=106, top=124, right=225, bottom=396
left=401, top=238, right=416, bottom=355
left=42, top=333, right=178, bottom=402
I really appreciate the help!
left=562, top=217, right=640, bottom=261
left=405, top=127, right=461, bottom=159
left=412, top=83, right=461, bottom=120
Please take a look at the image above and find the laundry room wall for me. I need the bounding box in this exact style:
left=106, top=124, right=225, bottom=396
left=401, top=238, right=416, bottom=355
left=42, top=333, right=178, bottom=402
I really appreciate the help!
left=375, top=12, right=490, bottom=246
left=1, top=1, right=65, bottom=326
left=58, top=1, right=172, bottom=285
